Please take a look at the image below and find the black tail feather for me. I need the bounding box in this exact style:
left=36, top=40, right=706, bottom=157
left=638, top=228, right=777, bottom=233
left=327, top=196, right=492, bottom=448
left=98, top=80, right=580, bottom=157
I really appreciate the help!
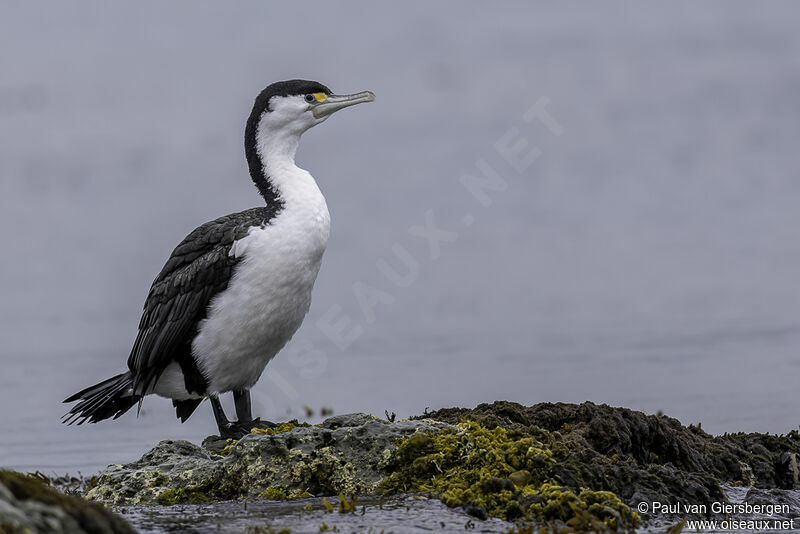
left=62, top=372, right=139, bottom=425
left=172, top=398, right=203, bottom=423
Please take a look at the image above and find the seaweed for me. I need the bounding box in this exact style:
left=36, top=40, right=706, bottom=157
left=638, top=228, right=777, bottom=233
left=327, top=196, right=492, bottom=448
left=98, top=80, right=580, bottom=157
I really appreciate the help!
left=260, top=487, right=290, bottom=500
left=155, top=482, right=213, bottom=505
left=378, top=422, right=637, bottom=531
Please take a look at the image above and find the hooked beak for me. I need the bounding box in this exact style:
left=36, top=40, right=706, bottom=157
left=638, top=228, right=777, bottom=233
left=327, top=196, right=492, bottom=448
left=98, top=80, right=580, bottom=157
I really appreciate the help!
left=311, top=91, right=376, bottom=119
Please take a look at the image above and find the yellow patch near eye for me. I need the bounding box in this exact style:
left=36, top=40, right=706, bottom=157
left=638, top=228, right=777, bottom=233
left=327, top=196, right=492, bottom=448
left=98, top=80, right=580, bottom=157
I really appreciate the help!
left=312, top=93, right=328, bottom=103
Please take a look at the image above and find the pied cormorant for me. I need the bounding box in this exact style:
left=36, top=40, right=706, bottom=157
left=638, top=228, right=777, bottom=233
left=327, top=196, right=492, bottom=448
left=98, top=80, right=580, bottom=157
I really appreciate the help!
left=63, top=80, right=375, bottom=438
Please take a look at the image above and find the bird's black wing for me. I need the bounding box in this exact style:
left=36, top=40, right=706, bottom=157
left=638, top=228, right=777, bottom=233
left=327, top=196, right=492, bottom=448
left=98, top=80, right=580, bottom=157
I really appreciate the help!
left=126, top=207, right=275, bottom=396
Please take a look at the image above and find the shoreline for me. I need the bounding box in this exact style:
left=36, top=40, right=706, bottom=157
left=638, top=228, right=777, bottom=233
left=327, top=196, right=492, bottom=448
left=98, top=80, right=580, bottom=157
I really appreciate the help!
left=2, top=401, right=798, bottom=533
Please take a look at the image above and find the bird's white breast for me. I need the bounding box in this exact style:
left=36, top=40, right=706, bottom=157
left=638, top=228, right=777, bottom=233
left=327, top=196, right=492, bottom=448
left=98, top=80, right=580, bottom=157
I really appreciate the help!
left=192, top=168, right=330, bottom=394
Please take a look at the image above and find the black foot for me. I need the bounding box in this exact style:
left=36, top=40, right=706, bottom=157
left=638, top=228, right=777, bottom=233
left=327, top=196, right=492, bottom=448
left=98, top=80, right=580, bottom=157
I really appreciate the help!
left=210, top=392, right=277, bottom=439
left=218, top=419, right=278, bottom=439
left=219, top=421, right=252, bottom=440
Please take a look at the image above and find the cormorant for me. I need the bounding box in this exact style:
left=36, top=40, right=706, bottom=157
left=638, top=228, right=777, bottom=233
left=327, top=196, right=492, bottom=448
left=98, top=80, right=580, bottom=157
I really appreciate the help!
left=63, top=79, right=375, bottom=438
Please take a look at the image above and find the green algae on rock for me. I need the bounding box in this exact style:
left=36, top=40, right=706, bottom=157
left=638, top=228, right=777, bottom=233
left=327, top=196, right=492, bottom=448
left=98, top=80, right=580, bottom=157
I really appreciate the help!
left=219, top=420, right=312, bottom=456
left=0, top=470, right=134, bottom=534
left=84, top=403, right=799, bottom=531
left=87, top=413, right=452, bottom=505
left=415, top=401, right=800, bottom=512
left=154, top=482, right=215, bottom=505
left=378, top=421, right=638, bottom=531
left=251, top=420, right=312, bottom=435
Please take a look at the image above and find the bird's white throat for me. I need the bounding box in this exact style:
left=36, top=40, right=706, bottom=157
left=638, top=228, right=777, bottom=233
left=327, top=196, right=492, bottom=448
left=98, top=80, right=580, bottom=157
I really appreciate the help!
left=256, top=120, right=328, bottom=213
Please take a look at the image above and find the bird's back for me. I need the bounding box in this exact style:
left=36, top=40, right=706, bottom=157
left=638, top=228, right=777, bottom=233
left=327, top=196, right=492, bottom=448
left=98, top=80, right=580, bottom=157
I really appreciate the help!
left=128, top=206, right=280, bottom=397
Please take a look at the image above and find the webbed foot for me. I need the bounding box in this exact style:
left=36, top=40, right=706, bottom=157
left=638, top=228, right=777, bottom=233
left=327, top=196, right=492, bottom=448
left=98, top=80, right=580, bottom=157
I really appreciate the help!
left=218, top=421, right=252, bottom=440
left=210, top=392, right=278, bottom=439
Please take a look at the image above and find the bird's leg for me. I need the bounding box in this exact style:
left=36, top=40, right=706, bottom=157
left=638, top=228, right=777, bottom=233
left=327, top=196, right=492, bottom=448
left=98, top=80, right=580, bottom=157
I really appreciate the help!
left=233, top=389, right=252, bottom=422
left=209, top=394, right=248, bottom=439
left=233, top=389, right=276, bottom=431
left=209, top=394, right=229, bottom=429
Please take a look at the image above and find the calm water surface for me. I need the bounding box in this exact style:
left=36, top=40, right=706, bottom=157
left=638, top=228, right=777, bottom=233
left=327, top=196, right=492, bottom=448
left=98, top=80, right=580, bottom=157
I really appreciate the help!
left=1, top=2, right=799, bottom=475
left=120, top=496, right=514, bottom=534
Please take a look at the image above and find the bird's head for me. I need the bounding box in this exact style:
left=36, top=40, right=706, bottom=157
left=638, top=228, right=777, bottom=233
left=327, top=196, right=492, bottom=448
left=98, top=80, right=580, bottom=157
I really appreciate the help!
left=247, top=79, right=374, bottom=139
left=245, top=79, right=375, bottom=184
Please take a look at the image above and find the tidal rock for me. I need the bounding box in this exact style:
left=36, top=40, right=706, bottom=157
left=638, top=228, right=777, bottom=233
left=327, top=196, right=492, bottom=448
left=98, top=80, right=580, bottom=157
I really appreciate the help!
left=0, top=471, right=134, bottom=534
left=743, top=486, right=800, bottom=518
left=775, top=452, right=799, bottom=489
left=415, top=401, right=800, bottom=516
left=84, top=401, right=800, bottom=531
left=87, top=414, right=451, bottom=505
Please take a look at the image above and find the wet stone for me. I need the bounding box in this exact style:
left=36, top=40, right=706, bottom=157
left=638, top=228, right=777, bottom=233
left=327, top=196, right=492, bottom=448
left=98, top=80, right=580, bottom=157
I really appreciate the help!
left=87, top=414, right=451, bottom=505
left=82, top=402, right=800, bottom=532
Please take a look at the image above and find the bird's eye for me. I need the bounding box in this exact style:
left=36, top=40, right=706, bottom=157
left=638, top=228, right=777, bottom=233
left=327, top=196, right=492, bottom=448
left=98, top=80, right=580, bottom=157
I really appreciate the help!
left=304, top=94, right=316, bottom=103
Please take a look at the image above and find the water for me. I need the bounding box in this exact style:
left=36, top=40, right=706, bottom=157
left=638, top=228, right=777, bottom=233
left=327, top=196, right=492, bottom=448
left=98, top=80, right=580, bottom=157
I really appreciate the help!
left=115, top=491, right=800, bottom=534
left=119, top=496, right=513, bottom=533
left=1, top=2, right=800, bottom=476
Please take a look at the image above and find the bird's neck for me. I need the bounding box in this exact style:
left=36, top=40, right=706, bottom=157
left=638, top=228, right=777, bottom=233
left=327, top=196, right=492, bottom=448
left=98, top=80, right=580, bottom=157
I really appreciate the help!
left=248, top=127, right=326, bottom=215
left=246, top=124, right=300, bottom=207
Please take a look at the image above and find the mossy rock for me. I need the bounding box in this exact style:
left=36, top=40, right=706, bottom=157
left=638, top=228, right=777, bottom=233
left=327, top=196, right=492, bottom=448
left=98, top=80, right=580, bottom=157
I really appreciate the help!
left=0, top=471, right=135, bottom=534
left=415, top=401, right=800, bottom=506
left=87, top=415, right=452, bottom=505
left=154, top=483, right=214, bottom=505
left=379, top=421, right=638, bottom=531
left=83, top=403, right=799, bottom=531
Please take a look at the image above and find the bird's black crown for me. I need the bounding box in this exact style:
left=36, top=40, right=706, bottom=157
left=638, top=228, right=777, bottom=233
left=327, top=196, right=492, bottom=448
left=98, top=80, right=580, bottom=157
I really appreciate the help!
left=252, top=79, right=332, bottom=115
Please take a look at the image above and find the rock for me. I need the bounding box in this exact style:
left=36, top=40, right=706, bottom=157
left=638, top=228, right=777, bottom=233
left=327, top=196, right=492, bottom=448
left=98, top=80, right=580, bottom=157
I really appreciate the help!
left=0, top=471, right=134, bottom=534
left=200, top=435, right=229, bottom=455
left=319, top=412, right=380, bottom=429
left=743, top=486, right=800, bottom=518
left=84, top=402, right=800, bottom=531
left=416, top=401, right=800, bottom=512
left=463, top=504, right=489, bottom=520
left=775, top=452, right=799, bottom=489
left=87, top=414, right=451, bottom=505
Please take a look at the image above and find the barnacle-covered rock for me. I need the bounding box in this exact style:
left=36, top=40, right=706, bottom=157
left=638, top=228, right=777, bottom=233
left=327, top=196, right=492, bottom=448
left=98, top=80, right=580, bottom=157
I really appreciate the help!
left=85, top=403, right=800, bottom=532
left=87, top=414, right=451, bottom=505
